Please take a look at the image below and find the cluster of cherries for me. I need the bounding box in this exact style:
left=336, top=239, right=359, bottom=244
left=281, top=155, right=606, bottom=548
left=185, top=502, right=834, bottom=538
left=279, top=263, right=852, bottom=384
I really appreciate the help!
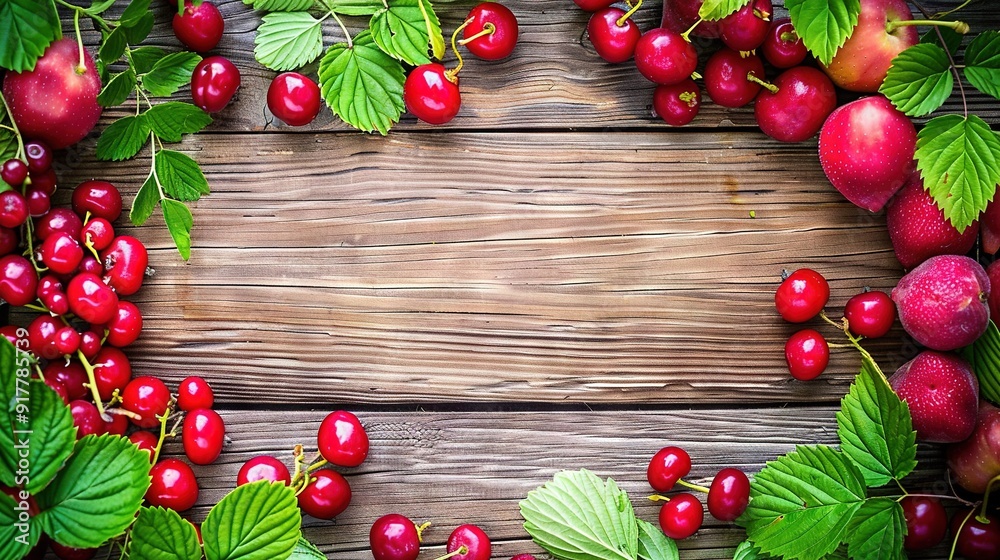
left=899, top=495, right=1000, bottom=556
left=369, top=515, right=537, bottom=560
left=404, top=2, right=520, bottom=125
left=574, top=0, right=838, bottom=140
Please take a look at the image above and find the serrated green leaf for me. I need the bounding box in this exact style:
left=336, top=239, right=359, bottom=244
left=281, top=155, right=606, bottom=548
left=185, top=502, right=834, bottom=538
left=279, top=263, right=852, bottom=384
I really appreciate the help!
left=0, top=98, right=14, bottom=161
left=130, top=46, right=168, bottom=74
left=96, top=115, right=151, bottom=161
left=919, top=27, right=963, bottom=56
left=742, top=445, right=866, bottom=560
left=318, top=32, right=405, bottom=135
left=0, top=0, right=60, bottom=72
left=84, top=0, right=119, bottom=15
left=0, top=339, right=25, bottom=487
left=252, top=0, right=316, bottom=10
left=254, top=12, right=324, bottom=71
left=0, top=491, right=42, bottom=560
left=879, top=43, right=953, bottom=117
left=916, top=114, right=1000, bottom=232
left=145, top=102, right=212, bottom=142
left=699, top=0, right=751, bottom=21
left=22, top=380, right=76, bottom=494
left=143, top=52, right=202, bottom=97
left=786, top=0, right=861, bottom=66
left=101, top=27, right=128, bottom=64
left=637, top=519, right=678, bottom=560
left=520, top=469, right=638, bottom=560
left=733, top=540, right=767, bottom=560
left=131, top=171, right=160, bottom=227
left=98, top=69, right=137, bottom=107
left=120, top=0, right=153, bottom=27
left=37, top=435, right=151, bottom=549
left=845, top=499, right=905, bottom=560
left=965, top=31, right=1000, bottom=100
left=961, top=320, right=1000, bottom=407
left=161, top=199, right=194, bottom=261
left=324, top=0, right=385, bottom=15
left=836, top=356, right=917, bottom=487
left=130, top=506, right=202, bottom=560
left=370, top=0, right=441, bottom=66
left=202, top=481, right=302, bottom=560
left=156, top=150, right=210, bottom=201
left=124, top=12, right=156, bottom=44
left=419, top=0, right=445, bottom=59
left=288, top=537, right=326, bottom=560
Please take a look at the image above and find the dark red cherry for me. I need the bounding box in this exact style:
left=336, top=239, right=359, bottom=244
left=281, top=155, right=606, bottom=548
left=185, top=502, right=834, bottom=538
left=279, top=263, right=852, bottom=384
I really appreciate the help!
left=573, top=0, right=615, bottom=11
left=27, top=315, right=61, bottom=360
left=177, top=376, right=214, bottom=411
left=104, top=411, right=130, bottom=436
left=67, top=272, right=119, bottom=325
left=44, top=376, right=70, bottom=404
left=29, top=169, right=57, bottom=195
left=446, top=524, right=491, bottom=560
left=80, top=217, right=114, bottom=251
left=653, top=79, right=701, bottom=126
left=92, top=346, right=132, bottom=401
left=754, top=66, right=837, bottom=143
left=36, top=208, right=83, bottom=241
left=463, top=2, right=519, bottom=61
left=24, top=186, right=50, bottom=217
left=105, top=300, right=143, bottom=347
left=50, top=542, right=97, bottom=560
left=587, top=8, right=641, bottom=64
left=266, top=72, right=321, bottom=127
left=634, top=28, right=698, bottom=85
left=707, top=468, right=750, bottom=521
left=704, top=48, right=764, bottom=108
left=404, top=64, right=461, bottom=125
left=647, top=446, right=692, bottom=492
left=901, top=496, right=947, bottom=550
left=0, top=226, right=17, bottom=255
left=317, top=410, right=369, bottom=467
left=191, top=55, right=241, bottom=113
left=70, top=400, right=106, bottom=439
left=147, top=458, right=199, bottom=511
left=719, top=0, right=772, bottom=51
left=658, top=493, right=703, bottom=540
left=101, top=235, right=148, bottom=296
left=53, top=326, right=81, bottom=356
left=79, top=330, right=102, bottom=359
left=72, top=181, right=122, bottom=222
left=1, top=159, right=27, bottom=187
left=129, top=430, right=159, bottom=463
left=762, top=18, right=807, bottom=69
left=370, top=513, right=422, bottom=560
left=297, top=469, right=351, bottom=519
left=0, top=190, right=28, bottom=228
left=121, top=375, right=170, bottom=429
left=24, top=141, right=52, bottom=173
left=774, top=268, right=829, bottom=322
left=182, top=408, right=225, bottom=465
left=951, top=511, right=1000, bottom=559
left=0, top=255, right=38, bottom=307
left=45, top=360, right=88, bottom=401
left=237, top=455, right=291, bottom=486
left=172, top=0, right=224, bottom=53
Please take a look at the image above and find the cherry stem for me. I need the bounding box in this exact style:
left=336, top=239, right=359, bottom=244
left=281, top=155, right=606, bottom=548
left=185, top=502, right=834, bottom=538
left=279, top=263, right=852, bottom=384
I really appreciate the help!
left=290, top=444, right=306, bottom=486
left=72, top=10, right=87, bottom=74
left=75, top=349, right=107, bottom=416
left=676, top=478, right=711, bottom=494
left=415, top=521, right=431, bottom=543
left=746, top=73, right=778, bottom=94
left=886, top=18, right=970, bottom=34
left=151, top=407, right=173, bottom=465
left=329, top=11, right=353, bottom=49
left=979, top=474, right=1000, bottom=521
left=446, top=17, right=475, bottom=83
left=753, top=8, right=771, bottom=20
left=950, top=508, right=977, bottom=560
left=780, top=30, right=799, bottom=42
left=107, top=407, right=141, bottom=421
left=430, top=546, right=468, bottom=560
left=648, top=494, right=671, bottom=503
left=616, top=0, right=642, bottom=27
left=931, top=0, right=974, bottom=18
left=306, top=458, right=329, bottom=473
left=457, top=22, right=495, bottom=46
left=897, top=492, right=977, bottom=507
left=680, top=17, right=702, bottom=42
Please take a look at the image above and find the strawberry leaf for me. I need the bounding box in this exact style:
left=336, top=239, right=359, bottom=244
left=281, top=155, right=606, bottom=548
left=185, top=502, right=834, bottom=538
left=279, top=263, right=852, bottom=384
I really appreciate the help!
left=289, top=537, right=327, bottom=560
left=0, top=491, right=42, bottom=560
left=96, top=115, right=151, bottom=161
left=845, top=498, right=905, bottom=560
left=318, top=32, right=405, bottom=135
left=254, top=12, right=324, bottom=71
left=120, top=0, right=153, bottom=27
left=733, top=541, right=767, bottom=560
left=145, top=102, right=212, bottom=142
left=202, top=481, right=302, bottom=560
left=162, top=198, right=194, bottom=261
left=142, top=52, right=202, bottom=97
left=699, top=0, right=751, bottom=21
left=370, top=0, right=443, bottom=66
left=0, top=0, right=60, bottom=72
left=960, top=320, right=1000, bottom=407
left=964, top=31, right=1000, bottom=100
left=637, top=519, right=679, bottom=560
left=785, top=0, right=861, bottom=66
left=131, top=171, right=160, bottom=227
left=879, top=43, right=953, bottom=117
left=156, top=150, right=211, bottom=201
left=250, top=0, right=316, bottom=10
left=129, top=507, right=202, bottom=560
left=98, top=69, right=137, bottom=107
left=324, top=0, right=386, bottom=16
left=20, top=380, right=77, bottom=494
left=130, top=46, right=168, bottom=74
left=916, top=114, right=1000, bottom=233
left=919, top=27, right=963, bottom=56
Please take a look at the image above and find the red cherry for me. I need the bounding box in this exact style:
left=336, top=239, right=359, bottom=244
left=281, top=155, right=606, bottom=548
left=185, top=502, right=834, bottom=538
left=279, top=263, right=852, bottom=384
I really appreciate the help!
left=785, top=329, right=829, bottom=381
left=267, top=72, right=321, bottom=127
left=463, top=3, right=519, bottom=61
left=25, top=186, right=50, bottom=217
left=237, top=455, right=291, bottom=486
left=121, top=375, right=170, bottom=429
left=1, top=159, right=27, bottom=187
left=128, top=430, right=159, bottom=463
left=29, top=168, right=57, bottom=195
left=50, top=542, right=97, bottom=560
left=45, top=360, right=88, bottom=401
left=658, top=493, right=703, bottom=540
left=37, top=274, right=69, bottom=316
left=587, top=8, right=641, bottom=64
left=92, top=346, right=132, bottom=401
left=72, top=181, right=122, bottom=222
left=446, top=524, right=492, bottom=560
left=707, top=468, right=750, bottom=521
left=0, top=190, right=28, bottom=228
left=370, top=513, right=422, bottom=560
left=297, top=469, right=351, bottom=519
left=191, top=56, right=241, bottom=113
left=53, top=326, right=81, bottom=356
left=719, top=0, right=772, bottom=52
left=404, top=64, right=461, bottom=125
left=182, top=408, right=225, bottom=465
left=78, top=256, right=104, bottom=276
left=101, top=235, right=149, bottom=296
left=844, top=291, right=896, bottom=339
left=147, top=458, right=199, bottom=512
left=67, top=272, right=119, bottom=324
left=510, top=556, right=537, bottom=560
left=40, top=231, right=84, bottom=275
left=634, top=28, right=698, bottom=85
left=317, top=410, right=369, bottom=467
left=27, top=315, right=61, bottom=360
left=36, top=208, right=83, bottom=241
left=177, top=376, right=214, bottom=411
left=754, top=66, right=837, bottom=143
left=0, top=226, right=17, bottom=255
left=774, top=268, right=829, bottom=323
left=647, top=446, right=691, bottom=492
left=80, top=217, right=114, bottom=251
left=104, top=411, right=129, bottom=436
left=105, top=300, right=143, bottom=347
left=951, top=511, right=1000, bottom=559
left=24, top=141, right=52, bottom=173
left=172, top=0, right=224, bottom=53
left=762, top=18, right=807, bottom=69
left=703, top=48, right=764, bottom=108
left=0, top=255, right=38, bottom=306
left=43, top=376, right=70, bottom=404
left=573, top=0, right=615, bottom=11
left=70, top=400, right=106, bottom=439
left=79, top=330, right=102, bottom=359
left=901, top=496, right=947, bottom=550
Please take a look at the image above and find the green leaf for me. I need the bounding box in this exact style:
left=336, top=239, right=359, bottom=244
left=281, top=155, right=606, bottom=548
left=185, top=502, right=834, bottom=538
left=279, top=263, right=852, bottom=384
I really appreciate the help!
left=520, top=469, right=639, bottom=560
left=742, top=445, right=866, bottom=560
left=96, top=115, right=151, bottom=161
left=288, top=537, right=326, bottom=560
left=84, top=0, right=119, bottom=15
left=162, top=199, right=194, bottom=261
left=98, top=69, right=137, bottom=107
left=836, top=356, right=917, bottom=487
left=145, top=102, right=213, bottom=142
left=143, top=52, right=202, bottom=97
left=22, top=380, right=76, bottom=494
left=0, top=0, right=60, bottom=72
left=131, top=172, right=160, bottom=227
left=916, top=114, right=1000, bottom=232
left=733, top=541, right=767, bottom=560
left=324, top=0, right=385, bottom=15
left=699, top=0, right=751, bottom=21
left=879, top=43, right=953, bottom=117
left=202, top=481, right=302, bottom=560
left=919, top=27, right=963, bottom=56
left=130, top=506, right=202, bottom=560
left=120, top=0, right=153, bottom=27
left=965, top=31, right=1000, bottom=100
left=318, top=32, right=405, bottom=135
left=961, top=320, right=1000, bottom=407
left=130, top=46, right=168, bottom=74
left=370, top=0, right=442, bottom=66
left=252, top=0, right=316, bottom=10
left=844, top=498, right=904, bottom=560
left=0, top=98, right=15, bottom=162
left=156, top=150, right=211, bottom=201
left=254, top=12, right=324, bottom=71
left=124, top=12, right=156, bottom=44
left=37, top=434, right=151, bottom=549
left=100, top=27, right=128, bottom=64
left=419, top=0, right=445, bottom=59
left=0, top=339, right=25, bottom=487
left=785, top=0, right=861, bottom=66
left=637, top=519, right=678, bottom=560
left=0, top=491, right=42, bottom=560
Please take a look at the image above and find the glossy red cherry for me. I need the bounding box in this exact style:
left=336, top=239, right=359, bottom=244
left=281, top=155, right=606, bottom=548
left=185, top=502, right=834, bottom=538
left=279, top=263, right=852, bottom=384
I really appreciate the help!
left=762, top=18, right=807, bottom=69
left=121, top=375, right=170, bottom=429
left=191, top=56, right=241, bottom=113
left=719, top=0, right=772, bottom=52
left=774, top=268, right=829, bottom=323
left=177, top=376, right=214, bottom=411
left=72, top=181, right=122, bottom=222
left=80, top=217, right=114, bottom=251
left=951, top=511, right=1000, bottom=559
left=50, top=542, right=97, bottom=560
left=104, top=411, right=129, bottom=436
left=37, top=274, right=69, bottom=315
left=587, top=8, right=641, bottom=64
left=44, top=376, right=70, bottom=404
left=29, top=168, right=57, bottom=195
left=844, top=291, right=896, bottom=339
left=172, top=0, right=224, bottom=53
left=267, top=72, right=321, bottom=127
left=634, top=28, right=698, bottom=85
left=104, top=300, right=143, bottom=347
left=510, top=556, right=537, bottom=560
left=24, top=141, right=52, bottom=173
left=370, top=513, right=422, bottom=560
left=0, top=190, right=28, bottom=228
left=70, top=400, right=105, bottom=439
left=25, top=186, right=50, bottom=217
left=129, top=430, right=159, bottom=463
left=658, top=493, right=703, bottom=539
left=463, top=3, right=519, bottom=61
left=0, top=255, right=38, bottom=306
left=317, top=410, right=369, bottom=467
left=101, top=235, right=148, bottom=297
left=92, top=346, right=132, bottom=401
left=297, top=469, right=351, bottom=519
left=147, top=458, right=199, bottom=512
left=67, top=272, right=119, bottom=324
left=446, top=524, right=491, bottom=560
left=785, top=329, right=829, bottom=381
left=707, top=468, right=750, bottom=521
left=704, top=49, right=764, bottom=108
left=79, top=330, right=102, bottom=359
left=27, top=315, right=61, bottom=360
left=237, top=455, right=291, bottom=486
left=53, top=326, right=81, bottom=356
left=183, top=408, right=225, bottom=465
left=1, top=159, right=27, bottom=187
left=45, top=360, right=88, bottom=401
left=754, top=66, right=837, bottom=143
left=0, top=226, right=17, bottom=255
left=647, top=446, right=692, bottom=492
left=901, top=496, right=947, bottom=550
left=404, top=64, right=461, bottom=125
left=573, top=0, right=615, bottom=11
left=40, top=231, right=84, bottom=275
left=36, top=208, right=83, bottom=241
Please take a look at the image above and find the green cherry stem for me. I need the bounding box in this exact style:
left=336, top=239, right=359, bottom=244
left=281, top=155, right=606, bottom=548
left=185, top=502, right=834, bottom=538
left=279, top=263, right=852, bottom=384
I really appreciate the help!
left=0, top=92, right=26, bottom=160
left=457, top=22, right=495, bottom=46
left=446, top=17, right=475, bottom=83
left=676, top=478, right=711, bottom=494
left=648, top=494, right=671, bottom=503
left=746, top=73, right=778, bottom=94
left=76, top=349, right=107, bottom=416
left=680, top=17, right=703, bottom=42
left=616, top=0, right=643, bottom=27
left=306, top=458, right=329, bottom=473
left=415, top=521, right=431, bottom=543
left=430, top=546, right=469, bottom=560
left=151, top=409, right=172, bottom=465
left=72, top=10, right=86, bottom=74
left=979, top=474, right=1000, bottom=521
left=949, top=508, right=977, bottom=560
left=885, top=18, right=970, bottom=34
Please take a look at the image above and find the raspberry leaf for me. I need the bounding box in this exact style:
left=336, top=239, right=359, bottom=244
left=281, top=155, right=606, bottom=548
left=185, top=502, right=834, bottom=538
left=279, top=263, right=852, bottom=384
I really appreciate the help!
left=202, top=481, right=302, bottom=560
left=129, top=507, right=202, bottom=560
left=96, top=115, right=151, bottom=161
left=733, top=541, right=766, bottom=560
left=162, top=199, right=195, bottom=260
left=879, top=43, right=954, bottom=117
left=637, top=519, right=679, bottom=560
left=119, top=0, right=152, bottom=27
left=130, top=46, right=168, bottom=74
left=964, top=31, right=1000, bottom=100
left=249, top=0, right=316, bottom=10
left=83, top=0, right=119, bottom=16
left=919, top=27, right=963, bottom=56
left=844, top=498, right=905, bottom=560
left=0, top=101, right=16, bottom=162
left=698, top=0, right=751, bottom=21
left=324, top=0, right=386, bottom=16
left=0, top=491, right=42, bottom=559
left=289, top=537, right=327, bottom=559
left=785, top=0, right=861, bottom=66
left=318, top=32, right=406, bottom=135
left=98, top=69, right=137, bottom=107
left=0, top=0, right=60, bottom=72
left=916, top=114, right=1000, bottom=233
left=253, top=12, right=325, bottom=71
left=21, top=380, right=77, bottom=494
left=145, top=102, right=213, bottom=143
left=131, top=171, right=160, bottom=227
left=960, top=320, right=1000, bottom=407
left=142, top=52, right=202, bottom=97
left=156, top=150, right=211, bottom=202
left=370, top=0, right=443, bottom=66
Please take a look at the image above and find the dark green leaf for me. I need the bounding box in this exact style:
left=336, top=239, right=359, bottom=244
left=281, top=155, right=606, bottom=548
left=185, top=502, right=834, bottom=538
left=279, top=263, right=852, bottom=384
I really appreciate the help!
left=98, top=69, right=137, bottom=107
left=845, top=498, right=905, bottom=560
left=143, top=52, right=202, bottom=97
left=120, top=0, right=153, bottom=27
left=202, top=481, right=302, bottom=560
left=0, top=0, right=60, bottom=72
left=318, top=32, right=406, bottom=135
left=96, top=115, right=151, bottom=161
left=22, top=380, right=76, bottom=494
left=130, top=46, right=168, bottom=74
left=156, top=150, right=210, bottom=201
left=124, top=12, right=156, bottom=44
left=145, top=102, right=212, bottom=142
left=288, top=537, right=327, bottom=560
left=0, top=491, right=42, bottom=560
left=637, top=519, right=678, bottom=560
left=100, top=27, right=128, bottom=64
left=785, top=0, right=861, bottom=66
left=919, top=27, right=963, bottom=56
left=699, top=0, right=751, bottom=21
left=879, top=43, right=953, bottom=117
left=37, top=435, right=151, bottom=549
left=130, top=506, right=202, bottom=560
left=965, top=31, right=1000, bottom=100
left=0, top=339, right=25, bottom=486
left=0, top=101, right=16, bottom=166
left=252, top=0, right=316, bottom=10
left=161, top=199, right=194, bottom=261
left=733, top=541, right=767, bottom=560
left=916, top=114, right=1000, bottom=232
left=254, top=12, right=324, bottom=71
left=370, top=0, right=442, bottom=66
left=961, top=321, right=1000, bottom=407
left=325, top=0, right=385, bottom=15
left=131, top=171, right=160, bottom=227
left=84, top=0, right=119, bottom=15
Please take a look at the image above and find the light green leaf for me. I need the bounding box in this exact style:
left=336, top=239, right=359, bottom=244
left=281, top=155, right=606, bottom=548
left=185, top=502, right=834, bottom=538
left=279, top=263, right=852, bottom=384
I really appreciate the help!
left=0, top=0, right=60, bottom=72
left=0, top=98, right=14, bottom=162
left=836, top=356, right=917, bottom=487
left=100, top=27, right=128, bottom=64
left=37, top=435, right=151, bottom=549
left=254, top=12, right=324, bottom=71
left=699, top=0, right=751, bottom=21
left=252, top=0, right=316, bottom=10
left=156, top=150, right=211, bottom=201
left=324, top=0, right=385, bottom=15
left=124, top=12, right=156, bottom=44
left=419, top=0, right=445, bottom=59
left=143, top=52, right=202, bottom=97
left=965, top=31, right=1000, bottom=100
left=919, top=27, right=963, bottom=56
left=202, top=481, right=302, bottom=560
left=84, top=0, right=119, bottom=15
left=844, top=498, right=905, bottom=560
left=21, top=380, right=76, bottom=494
left=288, top=537, right=326, bottom=560
left=98, top=69, right=137, bottom=107
left=318, top=32, right=405, bottom=135
left=145, top=102, right=213, bottom=142
left=520, top=469, right=639, bottom=560
left=161, top=199, right=194, bottom=261
left=879, top=43, right=953, bottom=117
left=916, top=114, right=1000, bottom=232
left=786, top=0, right=861, bottom=66
left=637, top=519, right=678, bottom=560
left=0, top=491, right=42, bottom=560
left=96, top=115, right=151, bottom=161
left=120, top=0, right=153, bottom=27
left=742, top=445, right=866, bottom=560
left=131, top=171, right=160, bottom=227
left=961, top=320, right=1000, bottom=407
left=130, top=506, right=202, bottom=560
left=370, top=0, right=442, bottom=66
left=733, top=541, right=767, bottom=560
left=130, top=46, right=168, bottom=74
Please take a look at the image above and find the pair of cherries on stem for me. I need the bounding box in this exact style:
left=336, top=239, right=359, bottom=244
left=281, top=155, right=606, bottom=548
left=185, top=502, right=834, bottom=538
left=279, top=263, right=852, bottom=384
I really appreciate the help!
left=370, top=514, right=493, bottom=560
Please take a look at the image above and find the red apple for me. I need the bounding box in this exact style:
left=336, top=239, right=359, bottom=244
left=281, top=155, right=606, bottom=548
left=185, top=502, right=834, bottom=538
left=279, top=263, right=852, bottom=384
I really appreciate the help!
left=821, top=0, right=918, bottom=92
left=948, top=401, right=1000, bottom=494
left=2, top=39, right=102, bottom=149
